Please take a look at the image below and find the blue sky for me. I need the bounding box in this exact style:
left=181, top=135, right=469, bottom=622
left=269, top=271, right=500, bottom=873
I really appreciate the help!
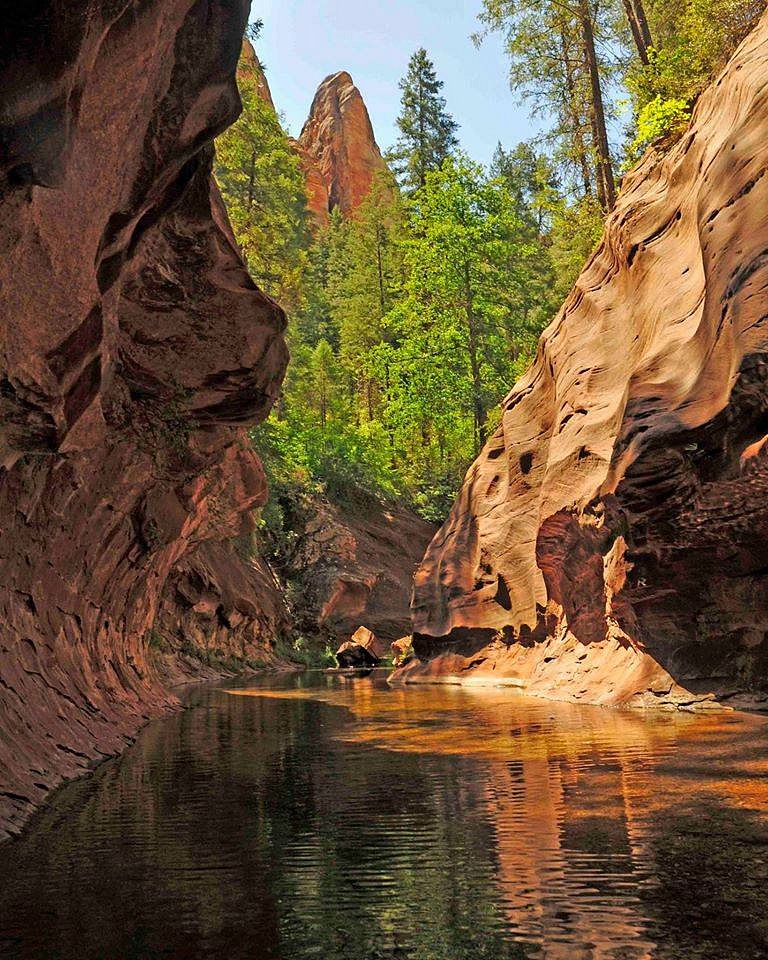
left=251, top=0, right=542, bottom=166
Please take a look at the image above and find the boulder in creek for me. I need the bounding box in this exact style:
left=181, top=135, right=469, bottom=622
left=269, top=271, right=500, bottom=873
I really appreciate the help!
left=391, top=636, right=414, bottom=667
left=336, top=626, right=386, bottom=668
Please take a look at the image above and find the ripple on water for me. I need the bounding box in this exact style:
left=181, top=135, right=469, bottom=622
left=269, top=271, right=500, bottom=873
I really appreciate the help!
left=1, top=671, right=767, bottom=960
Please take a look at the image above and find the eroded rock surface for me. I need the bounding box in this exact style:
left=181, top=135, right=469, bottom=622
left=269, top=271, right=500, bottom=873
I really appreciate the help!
left=0, top=1, right=288, bottom=839
left=240, top=38, right=276, bottom=110
left=335, top=625, right=385, bottom=668
left=269, top=491, right=436, bottom=643
left=297, top=71, right=387, bottom=222
left=405, top=14, right=768, bottom=710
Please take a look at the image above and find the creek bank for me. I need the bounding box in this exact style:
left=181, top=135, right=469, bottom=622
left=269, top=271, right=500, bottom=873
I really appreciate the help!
left=261, top=485, right=436, bottom=646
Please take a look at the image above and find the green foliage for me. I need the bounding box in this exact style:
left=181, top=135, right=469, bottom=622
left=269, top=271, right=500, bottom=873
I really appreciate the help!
left=628, top=94, right=691, bottom=159
left=216, top=10, right=767, bottom=530
left=546, top=193, right=605, bottom=300
left=274, top=634, right=337, bottom=669
left=146, top=629, right=169, bottom=654
left=214, top=54, right=310, bottom=309
left=626, top=0, right=764, bottom=158
left=379, top=155, right=549, bottom=462
left=390, top=48, right=459, bottom=190
left=253, top=412, right=400, bottom=505
left=238, top=146, right=559, bottom=522
left=476, top=0, right=622, bottom=203
left=477, top=0, right=764, bottom=190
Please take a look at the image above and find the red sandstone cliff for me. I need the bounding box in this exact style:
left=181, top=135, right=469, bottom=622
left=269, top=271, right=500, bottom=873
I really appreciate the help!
left=297, top=71, right=388, bottom=222
left=236, top=44, right=387, bottom=222
left=240, top=38, right=276, bottom=110
left=266, top=491, right=436, bottom=644
left=0, top=1, right=289, bottom=839
left=402, top=12, right=768, bottom=710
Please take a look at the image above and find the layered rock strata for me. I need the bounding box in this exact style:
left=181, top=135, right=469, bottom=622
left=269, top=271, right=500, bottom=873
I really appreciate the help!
left=0, top=1, right=288, bottom=839
left=404, top=14, right=768, bottom=710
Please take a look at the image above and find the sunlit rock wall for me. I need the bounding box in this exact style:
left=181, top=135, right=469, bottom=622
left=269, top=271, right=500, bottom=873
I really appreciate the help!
left=297, top=70, right=387, bottom=222
left=406, top=13, right=768, bottom=710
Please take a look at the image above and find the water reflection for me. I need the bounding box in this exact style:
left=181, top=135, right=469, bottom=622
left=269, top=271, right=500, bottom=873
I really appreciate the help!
left=1, top=672, right=767, bottom=959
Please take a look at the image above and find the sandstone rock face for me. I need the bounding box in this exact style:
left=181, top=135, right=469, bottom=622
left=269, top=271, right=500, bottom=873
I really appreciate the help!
left=0, top=1, right=288, bottom=839
left=240, top=38, right=276, bottom=110
left=271, top=492, right=436, bottom=643
left=297, top=71, right=387, bottom=222
left=156, top=539, right=288, bottom=669
left=335, top=625, right=386, bottom=668
left=406, top=14, right=768, bottom=710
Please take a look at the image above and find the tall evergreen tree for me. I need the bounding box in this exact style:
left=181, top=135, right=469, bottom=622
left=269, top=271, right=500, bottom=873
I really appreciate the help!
left=215, top=45, right=310, bottom=309
left=391, top=48, right=459, bottom=191
left=476, top=0, right=622, bottom=211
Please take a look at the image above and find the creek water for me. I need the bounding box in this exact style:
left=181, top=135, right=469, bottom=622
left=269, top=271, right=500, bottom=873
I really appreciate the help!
left=1, top=670, right=768, bottom=960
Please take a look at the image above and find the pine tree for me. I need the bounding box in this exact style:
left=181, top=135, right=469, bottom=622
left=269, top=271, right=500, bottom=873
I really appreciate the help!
left=215, top=45, right=310, bottom=309
left=391, top=49, right=459, bottom=191
left=310, top=340, right=337, bottom=430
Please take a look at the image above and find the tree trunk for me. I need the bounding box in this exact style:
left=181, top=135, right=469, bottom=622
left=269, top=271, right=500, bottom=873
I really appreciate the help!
left=589, top=112, right=607, bottom=211
left=247, top=151, right=256, bottom=208
left=319, top=388, right=327, bottom=430
left=375, top=224, right=386, bottom=314
left=463, top=261, right=486, bottom=454
left=578, top=0, right=616, bottom=212
left=622, top=0, right=653, bottom=64
left=418, top=76, right=426, bottom=188
left=632, top=0, right=654, bottom=53
left=559, top=26, right=593, bottom=198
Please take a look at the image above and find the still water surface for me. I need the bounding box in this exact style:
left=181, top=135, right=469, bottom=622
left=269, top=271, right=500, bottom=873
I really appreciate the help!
left=1, top=670, right=768, bottom=960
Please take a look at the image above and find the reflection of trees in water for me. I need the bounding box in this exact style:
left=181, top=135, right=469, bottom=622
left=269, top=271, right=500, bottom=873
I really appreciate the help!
left=640, top=803, right=768, bottom=960
left=1, top=680, right=768, bottom=960
left=263, top=733, right=534, bottom=958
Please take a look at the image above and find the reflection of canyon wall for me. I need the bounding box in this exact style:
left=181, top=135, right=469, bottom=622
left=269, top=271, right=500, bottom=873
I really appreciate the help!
left=478, top=707, right=768, bottom=958
left=405, top=13, right=768, bottom=709
left=0, top=2, right=288, bottom=839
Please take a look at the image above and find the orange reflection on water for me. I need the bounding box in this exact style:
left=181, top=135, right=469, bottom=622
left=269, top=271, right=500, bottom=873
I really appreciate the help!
left=226, top=681, right=768, bottom=959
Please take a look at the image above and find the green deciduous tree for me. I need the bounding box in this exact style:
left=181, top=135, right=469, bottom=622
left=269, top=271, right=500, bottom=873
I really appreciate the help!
left=381, top=156, right=543, bottom=462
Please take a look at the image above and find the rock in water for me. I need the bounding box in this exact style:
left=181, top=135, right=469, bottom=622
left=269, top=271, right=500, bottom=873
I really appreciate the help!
left=297, top=71, right=388, bottom=222
left=0, top=1, right=289, bottom=839
left=391, top=636, right=414, bottom=667
left=407, top=12, right=768, bottom=710
left=336, top=626, right=386, bottom=668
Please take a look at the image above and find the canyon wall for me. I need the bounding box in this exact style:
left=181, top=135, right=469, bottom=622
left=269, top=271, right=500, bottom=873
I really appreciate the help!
left=240, top=38, right=277, bottom=110
left=269, top=492, right=436, bottom=644
left=403, top=13, right=768, bottom=710
left=0, top=1, right=289, bottom=839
